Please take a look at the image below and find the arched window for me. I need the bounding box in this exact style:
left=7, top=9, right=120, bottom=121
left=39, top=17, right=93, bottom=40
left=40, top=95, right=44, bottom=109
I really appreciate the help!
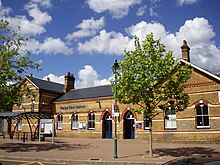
left=195, top=102, right=210, bottom=128
left=57, top=114, right=63, bottom=130
left=88, top=112, right=95, bottom=130
left=71, top=113, right=78, bottom=130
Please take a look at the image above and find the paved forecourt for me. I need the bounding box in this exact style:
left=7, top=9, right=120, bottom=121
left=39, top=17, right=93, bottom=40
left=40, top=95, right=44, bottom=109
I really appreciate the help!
left=0, top=137, right=220, bottom=164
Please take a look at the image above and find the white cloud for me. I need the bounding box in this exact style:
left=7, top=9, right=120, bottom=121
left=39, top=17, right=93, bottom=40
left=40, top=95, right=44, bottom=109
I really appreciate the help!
left=43, top=66, right=111, bottom=88
left=43, top=73, right=64, bottom=84
left=66, top=17, right=105, bottom=40
left=177, top=0, right=198, bottom=6
left=125, top=17, right=220, bottom=73
left=26, top=38, right=73, bottom=55
left=191, top=43, right=220, bottom=73
left=39, top=37, right=73, bottom=55
left=6, top=16, right=47, bottom=36
left=136, top=5, right=147, bottom=16
left=149, top=7, right=158, bottom=17
left=78, top=17, right=220, bottom=73
left=76, top=65, right=110, bottom=88
left=77, top=30, right=130, bottom=55
left=86, top=0, right=141, bottom=19
left=2, top=1, right=52, bottom=37
left=29, top=0, right=52, bottom=9
left=176, top=17, right=215, bottom=45
left=0, top=6, right=12, bottom=17
left=25, top=3, right=52, bottom=26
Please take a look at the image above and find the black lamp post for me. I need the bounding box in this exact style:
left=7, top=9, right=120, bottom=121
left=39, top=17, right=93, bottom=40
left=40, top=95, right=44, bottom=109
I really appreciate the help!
left=111, top=60, right=120, bottom=159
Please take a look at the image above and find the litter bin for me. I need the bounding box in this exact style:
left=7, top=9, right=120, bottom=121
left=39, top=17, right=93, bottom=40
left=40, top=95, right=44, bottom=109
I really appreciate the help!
left=40, top=134, right=45, bottom=141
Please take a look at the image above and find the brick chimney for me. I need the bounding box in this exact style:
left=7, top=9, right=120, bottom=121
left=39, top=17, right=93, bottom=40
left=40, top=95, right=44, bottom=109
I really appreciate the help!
left=181, top=40, right=190, bottom=62
left=64, top=72, right=75, bottom=93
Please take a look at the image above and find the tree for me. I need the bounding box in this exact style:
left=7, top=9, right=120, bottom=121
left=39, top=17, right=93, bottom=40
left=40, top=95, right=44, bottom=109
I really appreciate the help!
left=0, top=19, right=40, bottom=112
left=115, top=33, right=191, bottom=157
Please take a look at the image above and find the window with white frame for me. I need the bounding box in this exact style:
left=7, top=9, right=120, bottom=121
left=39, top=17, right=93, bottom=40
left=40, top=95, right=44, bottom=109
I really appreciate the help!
left=88, top=113, right=95, bottom=130
left=164, top=101, right=176, bottom=129
left=57, top=114, right=63, bottom=130
left=195, top=103, right=210, bottom=128
left=18, top=119, right=22, bottom=131
left=71, top=113, right=78, bottom=130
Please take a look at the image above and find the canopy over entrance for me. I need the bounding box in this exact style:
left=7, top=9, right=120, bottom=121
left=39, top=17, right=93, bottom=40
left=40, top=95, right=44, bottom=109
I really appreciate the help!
left=0, top=112, right=53, bottom=141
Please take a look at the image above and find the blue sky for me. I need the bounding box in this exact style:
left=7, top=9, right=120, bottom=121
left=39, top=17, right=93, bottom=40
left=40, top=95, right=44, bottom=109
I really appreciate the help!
left=1, top=0, right=220, bottom=88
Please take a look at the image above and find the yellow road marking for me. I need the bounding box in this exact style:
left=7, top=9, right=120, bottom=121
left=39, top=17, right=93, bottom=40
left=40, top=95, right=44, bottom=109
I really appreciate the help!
left=20, top=162, right=36, bottom=165
left=0, top=158, right=67, bottom=165
left=0, top=158, right=31, bottom=163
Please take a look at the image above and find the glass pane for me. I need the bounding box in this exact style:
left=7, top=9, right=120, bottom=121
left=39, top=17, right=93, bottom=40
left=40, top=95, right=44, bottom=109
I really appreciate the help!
left=58, top=115, right=62, bottom=121
left=72, top=121, right=78, bottom=129
left=57, top=121, right=62, bottom=129
left=196, top=106, right=202, bottom=115
left=203, top=105, right=209, bottom=115
left=72, top=115, right=78, bottom=121
left=203, top=116, right=209, bottom=126
left=88, top=121, right=95, bottom=129
left=144, top=118, right=149, bottom=128
left=196, top=116, right=203, bottom=126
left=165, top=114, right=176, bottom=129
left=88, top=114, right=95, bottom=120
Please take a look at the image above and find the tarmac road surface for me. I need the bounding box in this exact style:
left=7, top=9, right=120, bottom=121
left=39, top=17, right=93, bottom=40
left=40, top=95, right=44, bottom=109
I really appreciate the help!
left=0, top=158, right=90, bottom=165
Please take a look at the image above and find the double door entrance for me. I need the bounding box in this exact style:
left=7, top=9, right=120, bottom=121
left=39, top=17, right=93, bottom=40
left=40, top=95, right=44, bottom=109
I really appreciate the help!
left=102, top=110, right=135, bottom=139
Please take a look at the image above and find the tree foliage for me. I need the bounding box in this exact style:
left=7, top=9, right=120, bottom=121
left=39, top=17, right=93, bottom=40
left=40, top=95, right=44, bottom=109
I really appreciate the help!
left=114, top=33, right=191, bottom=156
left=0, top=19, right=40, bottom=112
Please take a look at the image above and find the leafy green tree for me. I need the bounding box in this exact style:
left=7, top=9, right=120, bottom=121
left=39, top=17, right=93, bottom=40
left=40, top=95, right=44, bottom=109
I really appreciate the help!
left=0, top=19, right=40, bottom=112
left=115, top=33, right=191, bottom=157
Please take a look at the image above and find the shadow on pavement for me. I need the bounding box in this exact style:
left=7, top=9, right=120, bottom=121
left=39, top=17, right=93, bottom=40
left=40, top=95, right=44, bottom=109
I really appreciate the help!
left=0, top=142, right=91, bottom=153
left=155, top=147, right=220, bottom=157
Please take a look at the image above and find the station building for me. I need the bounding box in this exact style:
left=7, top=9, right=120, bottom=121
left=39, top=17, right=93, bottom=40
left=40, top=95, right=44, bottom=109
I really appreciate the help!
left=1, top=41, right=220, bottom=142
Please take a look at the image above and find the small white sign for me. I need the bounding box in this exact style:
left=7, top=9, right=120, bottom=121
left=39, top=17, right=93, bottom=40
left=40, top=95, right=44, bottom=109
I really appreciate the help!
left=112, top=112, right=120, bottom=117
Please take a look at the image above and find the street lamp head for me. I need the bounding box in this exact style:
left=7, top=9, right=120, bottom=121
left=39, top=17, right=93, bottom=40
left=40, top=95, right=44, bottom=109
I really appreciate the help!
left=111, top=60, right=120, bottom=73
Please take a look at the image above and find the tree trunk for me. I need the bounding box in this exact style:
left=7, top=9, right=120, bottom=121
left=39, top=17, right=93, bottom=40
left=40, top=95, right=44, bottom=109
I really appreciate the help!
left=149, top=119, right=153, bottom=157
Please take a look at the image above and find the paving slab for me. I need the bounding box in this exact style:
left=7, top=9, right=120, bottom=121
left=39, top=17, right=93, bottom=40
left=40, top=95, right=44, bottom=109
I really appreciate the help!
left=0, top=137, right=220, bottom=164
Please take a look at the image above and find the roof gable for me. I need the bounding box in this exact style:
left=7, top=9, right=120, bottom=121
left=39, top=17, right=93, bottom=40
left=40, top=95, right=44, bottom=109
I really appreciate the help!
left=181, top=59, right=220, bottom=83
left=26, top=76, right=64, bottom=94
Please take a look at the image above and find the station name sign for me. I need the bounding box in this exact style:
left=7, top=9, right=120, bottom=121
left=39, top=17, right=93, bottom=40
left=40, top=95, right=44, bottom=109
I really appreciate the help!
left=60, top=105, right=86, bottom=110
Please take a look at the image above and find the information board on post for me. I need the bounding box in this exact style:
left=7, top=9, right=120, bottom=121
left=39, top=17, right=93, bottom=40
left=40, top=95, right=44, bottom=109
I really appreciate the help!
left=39, top=119, right=54, bottom=143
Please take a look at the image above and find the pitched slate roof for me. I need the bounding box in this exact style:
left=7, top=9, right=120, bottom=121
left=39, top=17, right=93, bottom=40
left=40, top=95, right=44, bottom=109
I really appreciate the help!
left=26, top=76, right=64, bottom=94
left=55, top=85, right=113, bottom=102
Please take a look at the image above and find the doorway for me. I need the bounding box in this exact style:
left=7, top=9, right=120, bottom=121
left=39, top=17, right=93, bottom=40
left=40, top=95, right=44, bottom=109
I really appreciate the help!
left=123, top=110, right=135, bottom=139
left=102, top=111, right=112, bottom=138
